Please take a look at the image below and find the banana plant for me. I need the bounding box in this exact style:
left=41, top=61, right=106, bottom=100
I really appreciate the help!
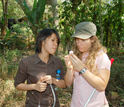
left=15, top=0, right=46, bottom=40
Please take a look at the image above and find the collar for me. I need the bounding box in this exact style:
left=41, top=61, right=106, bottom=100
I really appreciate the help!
left=34, top=54, right=55, bottom=65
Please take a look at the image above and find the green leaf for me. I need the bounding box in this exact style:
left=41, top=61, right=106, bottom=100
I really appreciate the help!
left=32, top=0, right=37, bottom=23
left=23, top=0, right=31, bottom=12
left=23, top=0, right=34, bottom=23
left=14, top=0, right=19, bottom=3
left=36, top=0, right=46, bottom=22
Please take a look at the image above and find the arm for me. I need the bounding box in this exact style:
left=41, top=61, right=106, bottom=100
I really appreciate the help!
left=70, top=53, right=110, bottom=91
left=52, top=78, right=66, bottom=88
left=51, top=56, right=67, bottom=88
left=15, top=77, right=47, bottom=92
left=64, top=68, right=74, bottom=87
left=15, top=83, right=35, bottom=91
left=64, top=55, right=74, bottom=87
left=81, top=68, right=110, bottom=91
left=15, top=60, right=47, bottom=92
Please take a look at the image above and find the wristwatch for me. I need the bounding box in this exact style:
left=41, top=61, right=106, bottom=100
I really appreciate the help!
left=79, top=68, right=87, bottom=75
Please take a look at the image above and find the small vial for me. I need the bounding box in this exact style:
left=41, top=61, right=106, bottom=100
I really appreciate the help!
left=69, top=51, right=73, bottom=54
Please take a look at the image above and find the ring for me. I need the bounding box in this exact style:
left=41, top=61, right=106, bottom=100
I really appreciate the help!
left=73, top=59, right=75, bottom=61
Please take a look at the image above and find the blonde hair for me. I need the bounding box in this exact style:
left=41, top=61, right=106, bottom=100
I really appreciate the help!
left=72, top=36, right=107, bottom=74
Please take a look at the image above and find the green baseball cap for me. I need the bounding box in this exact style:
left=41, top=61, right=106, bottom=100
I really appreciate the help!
left=71, top=22, right=97, bottom=39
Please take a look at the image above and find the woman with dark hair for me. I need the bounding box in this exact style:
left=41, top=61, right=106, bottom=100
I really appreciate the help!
left=14, top=29, right=66, bottom=107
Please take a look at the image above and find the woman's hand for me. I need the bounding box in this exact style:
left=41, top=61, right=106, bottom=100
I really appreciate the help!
left=69, top=54, right=85, bottom=72
left=43, top=75, right=53, bottom=84
left=64, top=55, right=73, bottom=70
left=34, top=77, right=47, bottom=92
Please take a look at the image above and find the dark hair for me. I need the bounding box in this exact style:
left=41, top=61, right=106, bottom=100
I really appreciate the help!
left=35, top=29, right=60, bottom=53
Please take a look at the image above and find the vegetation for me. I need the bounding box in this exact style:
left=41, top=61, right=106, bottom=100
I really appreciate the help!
left=0, top=0, right=124, bottom=107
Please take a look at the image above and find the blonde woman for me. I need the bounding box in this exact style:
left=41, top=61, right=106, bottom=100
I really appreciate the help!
left=64, top=22, right=111, bottom=107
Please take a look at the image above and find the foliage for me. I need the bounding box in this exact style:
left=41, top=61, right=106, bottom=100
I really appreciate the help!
left=58, top=1, right=100, bottom=54
left=58, top=1, right=75, bottom=54
left=0, top=79, right=26, bottom=106
left=102, top=0, right=124, bottom=49
left=58, top=0, right=124, bottom=54
left=106, top=55, right=124, bottom=106
left=8, top=0, right=25, bottom=19
left=0, top=49, right=21, bottom=79
left=19, top=0, right=46, bottom=24
left=0, top=2, right=2, bottom=16
left=0, top=0, right=25, bottom=19
left=15, top=0, right=46, bottom=40
left=0, top=27, right=28, bottom=50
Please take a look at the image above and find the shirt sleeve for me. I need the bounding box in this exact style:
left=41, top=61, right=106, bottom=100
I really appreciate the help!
left=96, top=52, right=111, bottom=71
left=14, top=59, right=27, bottom=87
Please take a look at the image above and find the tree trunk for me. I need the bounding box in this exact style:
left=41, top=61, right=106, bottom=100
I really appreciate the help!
left=1, top=0, right=9, bottom=36
left=51, top=0, right=58, bottom=27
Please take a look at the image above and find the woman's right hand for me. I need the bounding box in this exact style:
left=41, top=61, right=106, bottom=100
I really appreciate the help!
left=34, top=77, right=47, bottom=92
left=64, top=55, right=74, bottom=87
left=64, top=55, right=73, bottom=70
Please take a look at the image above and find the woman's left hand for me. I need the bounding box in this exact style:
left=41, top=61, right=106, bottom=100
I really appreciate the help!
left=43, top=75, right=53, bottom=84
left=69, top=54, right=85, bottom=72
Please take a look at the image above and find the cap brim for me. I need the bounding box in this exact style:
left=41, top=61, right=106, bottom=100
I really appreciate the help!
left=71, top=32, right=92, bottom=39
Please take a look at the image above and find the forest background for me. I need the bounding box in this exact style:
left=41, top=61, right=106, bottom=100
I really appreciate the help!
left=0, top=0, right=124, bottom=107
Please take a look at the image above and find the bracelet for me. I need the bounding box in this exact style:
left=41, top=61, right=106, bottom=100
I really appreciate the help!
left=79, top=68, right=87, bottom=75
